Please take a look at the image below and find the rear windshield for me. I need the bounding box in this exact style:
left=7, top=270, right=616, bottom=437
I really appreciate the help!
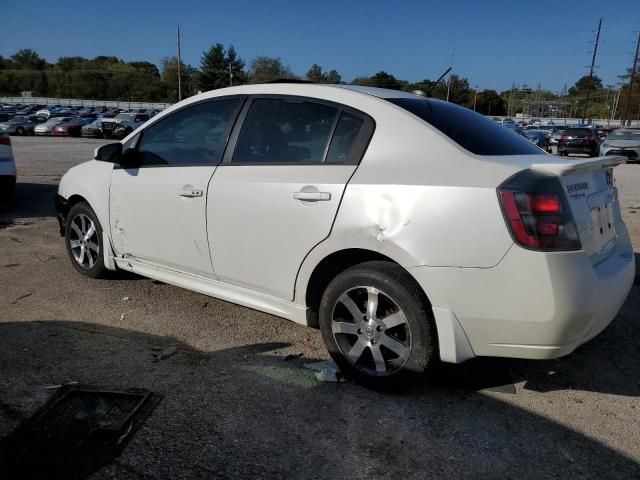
left=564, top=128, right=592, bottom=136
left=387, top=98, right=540, bottom=155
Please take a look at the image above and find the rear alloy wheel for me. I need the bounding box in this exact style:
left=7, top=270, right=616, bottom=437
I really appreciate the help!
left=319, top=261, right=436, bottom=390
left=64, top=202, right=107, bottom=278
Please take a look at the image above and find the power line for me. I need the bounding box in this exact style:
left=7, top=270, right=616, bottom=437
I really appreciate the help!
left=622, top=31, right=639, bottom=124
left=582, top=18, right=602, bottom=123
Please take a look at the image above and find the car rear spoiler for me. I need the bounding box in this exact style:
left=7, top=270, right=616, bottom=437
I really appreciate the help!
left=531, top=156, right=626, bottom=176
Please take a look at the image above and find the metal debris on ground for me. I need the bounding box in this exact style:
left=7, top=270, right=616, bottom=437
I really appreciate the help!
left=303, top=361, right=343, bottom=382
left=153, top=345, right=178, bottom=362
left=11, top=292, right=32, bottom=304
left=44, top=381, right=79, bottom=390
left=0, top=386, right=161, bottom=480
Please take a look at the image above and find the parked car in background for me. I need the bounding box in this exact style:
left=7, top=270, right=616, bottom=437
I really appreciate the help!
left=557, top=127, right=600, bottom=157
left=524, top=129, right=551, bottom=152
left=549, top=129, right=566, bottom=146
left=600, top=129, right=640, bottom=163
left=34, top=117, right=72, bottom=136
left=0, top=113, right=13, bottom=123
left=52, top=118, right=85, bottom=137
left=0, top=132, right=16, bottom=202
left=100, top=112, right=150, bottom=139
left=81, top=119, right=103, bottom=138
left=0, top=115, right=36, bottom=135
left=55, top=84, right=634, bottom=389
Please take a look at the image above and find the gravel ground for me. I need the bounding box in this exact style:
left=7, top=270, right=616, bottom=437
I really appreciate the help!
left=1, top=136, right=639, bottom=479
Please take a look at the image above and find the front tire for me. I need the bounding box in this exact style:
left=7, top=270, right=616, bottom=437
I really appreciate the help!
left=319, top=261, right=437, bottom=390
left=64, top=202, right=108, bottom=278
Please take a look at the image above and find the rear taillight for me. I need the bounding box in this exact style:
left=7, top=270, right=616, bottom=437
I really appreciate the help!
left=498, top=170, right=581, bottom=251
left=0, top=135, right=10, bottom=146
left=584, top=135, right=594, bottom=141
left=560, top=135, right=568, bottom=141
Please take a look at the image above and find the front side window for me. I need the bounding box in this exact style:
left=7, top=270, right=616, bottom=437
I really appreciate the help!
left=137, top=98, right=242, bottom=167
left=232, top=98, right=338, bottom=164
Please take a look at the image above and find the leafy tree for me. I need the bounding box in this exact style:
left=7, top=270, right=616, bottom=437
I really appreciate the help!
left=11, top=49, right=46, bottom=70
left=306, top=64, right=324, bottom=82
left=568, top=75, right=603, bottom=96
left=353, top=71, right=402, bottom=90
left=248, top=56, right=294, bottom=83
left=199, top=43, right=227, bottom=91
left=306, top=64, right=342, bottom=84
left=225, top=45, right=247, bottom=86
left=475, top=89, right=506, bottom=115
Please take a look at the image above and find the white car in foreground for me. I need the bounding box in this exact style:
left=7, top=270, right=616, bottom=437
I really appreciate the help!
left=0, top=132, right=16, bottom=202
left=55, top=84, right=634, bottom=389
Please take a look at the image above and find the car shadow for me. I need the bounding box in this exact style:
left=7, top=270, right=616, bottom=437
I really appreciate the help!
left=0, top=182, right=58, bottom=229
left=0, top=320, right=638, bottom=479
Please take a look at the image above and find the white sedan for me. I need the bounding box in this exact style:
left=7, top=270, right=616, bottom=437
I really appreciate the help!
left=55, top=83, right=634, bottom=389
left=0, top=132, right=16, bottom=202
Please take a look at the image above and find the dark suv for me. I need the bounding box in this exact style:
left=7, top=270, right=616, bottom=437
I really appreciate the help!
left=557, top=127, right=600, bottom=157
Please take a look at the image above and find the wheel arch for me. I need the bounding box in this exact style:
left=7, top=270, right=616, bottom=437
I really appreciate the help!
left=302, top=248, right=431, bottom=329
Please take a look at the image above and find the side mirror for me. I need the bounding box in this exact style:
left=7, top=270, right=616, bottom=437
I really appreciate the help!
left=94, top=142, right=122, bottom=163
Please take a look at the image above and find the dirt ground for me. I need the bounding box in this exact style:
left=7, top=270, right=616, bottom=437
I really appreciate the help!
left=1, top=136, right=639, bottom=479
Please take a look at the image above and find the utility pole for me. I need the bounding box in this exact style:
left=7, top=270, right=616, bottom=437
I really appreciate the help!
left=446, top=48, right=455, bottom=102
left=229, top=64, right=233, bottom=87
left=612, top=88, right=622, bottom=121
left=622, top=31, right=640, bottom=125
left=581, top=18, right=602, bottom=124
left=473, top=86, right=478, bottom=111
left=507, top=82, right=515, bottom=117
left=177, top=25, right=182, bottom=102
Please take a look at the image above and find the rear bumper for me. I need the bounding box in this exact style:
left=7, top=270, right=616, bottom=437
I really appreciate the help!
left=410, top=233, right=635, bottom=362
left=558, top=144, right=597, bottom=154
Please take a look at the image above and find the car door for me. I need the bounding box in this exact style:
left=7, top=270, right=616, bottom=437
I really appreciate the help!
left=207, top=96, right=374, bottom=299
left=109, top=97, right=243, bottom=276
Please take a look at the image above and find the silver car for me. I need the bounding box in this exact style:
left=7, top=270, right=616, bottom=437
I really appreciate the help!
left=0, top=116, right=36, bottom=136
left=600, top=129, right=640, bottom=163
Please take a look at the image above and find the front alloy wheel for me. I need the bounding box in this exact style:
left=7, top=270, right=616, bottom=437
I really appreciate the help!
left=64, top=202, right=107, bottom=278
left=69, top=213, right=100, bottom=269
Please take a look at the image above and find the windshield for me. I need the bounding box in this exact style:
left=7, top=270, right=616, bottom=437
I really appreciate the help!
left=607, top=130, right=640, bottom=141
left=387, top=98, right=540, bottom=155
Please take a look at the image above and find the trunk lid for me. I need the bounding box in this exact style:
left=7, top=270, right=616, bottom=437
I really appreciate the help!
left=531, top=155, right=626, bottom=264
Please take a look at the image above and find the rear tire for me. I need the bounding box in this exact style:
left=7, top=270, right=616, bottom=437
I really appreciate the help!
left=319, top=261, right=437, bottom=390
left=64, top=202, right=108, bottom=278
left=16, top=127, right=25, bottom=136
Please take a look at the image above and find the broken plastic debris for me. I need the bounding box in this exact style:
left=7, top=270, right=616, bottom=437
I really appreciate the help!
left=154, top=345, right=178, bottom=362
left=303, top=361, right=343, bottom=382
left=122, top=296, right=131, bottom=301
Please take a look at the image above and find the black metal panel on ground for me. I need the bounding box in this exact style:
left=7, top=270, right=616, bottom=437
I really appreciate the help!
left=0, top=386, right=161, bottom=480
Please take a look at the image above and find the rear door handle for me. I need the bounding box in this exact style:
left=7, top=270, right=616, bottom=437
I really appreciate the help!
left=179, top=188, right=203, bottom=198
left=293, top=191, right=331, bottom=202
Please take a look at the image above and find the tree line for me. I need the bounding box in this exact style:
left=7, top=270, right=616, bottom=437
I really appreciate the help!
left=1, top=47, right=638, bottom=119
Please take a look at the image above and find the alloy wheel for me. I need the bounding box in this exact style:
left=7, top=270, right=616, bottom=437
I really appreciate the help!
left=68, top=213, right=100, bottom=269
left=331, top=286, right=412, bottom=376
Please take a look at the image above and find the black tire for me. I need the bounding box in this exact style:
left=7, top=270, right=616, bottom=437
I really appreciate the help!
left=319, top=261, right=437, bottom=390
left=16, top=127, right=25, bottom=136
left=64, top=201, right=108, bottom=278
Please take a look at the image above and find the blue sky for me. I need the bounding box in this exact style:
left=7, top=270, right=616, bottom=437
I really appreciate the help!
left=2, top=0, right=639, bottom=92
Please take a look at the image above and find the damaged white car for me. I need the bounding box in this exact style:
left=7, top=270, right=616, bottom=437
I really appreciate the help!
left=55, top=83, right=634, bottom=389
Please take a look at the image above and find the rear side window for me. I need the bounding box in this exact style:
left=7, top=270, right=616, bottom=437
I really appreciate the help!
left=137, top=98, right=241, bottom=167
left=232, top=98, right=338, bottom=164
left=387, top=98, right=540, bottom=156
left=325, top=111, right=374, bottom=163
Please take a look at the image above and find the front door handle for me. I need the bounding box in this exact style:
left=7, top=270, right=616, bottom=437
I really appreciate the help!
left=179, top=188, right=203, bottom=198
left=293, top=191, right=331, bottom=202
